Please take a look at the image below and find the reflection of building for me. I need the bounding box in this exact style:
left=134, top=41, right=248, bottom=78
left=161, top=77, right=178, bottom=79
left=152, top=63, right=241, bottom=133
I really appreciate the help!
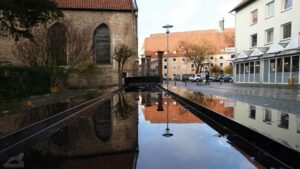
left=227, top=100, right=300, bottom=152
left=143, top=28, right=235, bottom=78
left=141, top=93, right=202, bottom=124
left=231, top=0, right=300, bottom=85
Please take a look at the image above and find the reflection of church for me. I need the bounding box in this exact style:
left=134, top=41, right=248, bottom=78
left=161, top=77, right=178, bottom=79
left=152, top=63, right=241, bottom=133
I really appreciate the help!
left=26, top=93, right=138, bottom=169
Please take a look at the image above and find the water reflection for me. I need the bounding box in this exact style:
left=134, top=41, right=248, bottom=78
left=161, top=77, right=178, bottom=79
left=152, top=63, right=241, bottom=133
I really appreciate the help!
left=1, top=92, right=138, bottom=169
left=138, top=92, right=265, bottom=169
left=169, top=87, right=300, bottom=153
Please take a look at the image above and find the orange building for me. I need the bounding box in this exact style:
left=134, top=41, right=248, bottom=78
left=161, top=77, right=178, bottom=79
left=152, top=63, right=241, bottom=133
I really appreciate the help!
left=142, top=99, right=202, bottom=124
left=143, top=28, right=235, bottom=78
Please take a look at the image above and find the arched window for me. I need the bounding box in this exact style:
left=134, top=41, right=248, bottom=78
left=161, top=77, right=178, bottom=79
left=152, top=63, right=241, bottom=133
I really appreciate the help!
left=48, top=23, right=67, bottom=66
left=94, top=24, right=111, bottom=64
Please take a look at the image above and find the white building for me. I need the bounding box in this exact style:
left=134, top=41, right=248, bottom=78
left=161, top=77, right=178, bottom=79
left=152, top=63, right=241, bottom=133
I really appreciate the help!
left=231, top=0, right=300, bottom=85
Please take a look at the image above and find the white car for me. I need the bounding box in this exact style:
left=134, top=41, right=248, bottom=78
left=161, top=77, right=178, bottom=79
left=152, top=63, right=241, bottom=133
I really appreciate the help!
left=188, top=74, right=203, bottom=82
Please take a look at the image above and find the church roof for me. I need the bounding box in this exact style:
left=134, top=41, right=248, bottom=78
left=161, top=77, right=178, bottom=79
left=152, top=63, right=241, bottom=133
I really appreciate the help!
left=55, top=0, right=137, bottom=11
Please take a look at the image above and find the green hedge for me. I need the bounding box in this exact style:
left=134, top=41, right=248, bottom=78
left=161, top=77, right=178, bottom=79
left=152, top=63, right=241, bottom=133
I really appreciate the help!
left=0, top=66, right=50, bottom=100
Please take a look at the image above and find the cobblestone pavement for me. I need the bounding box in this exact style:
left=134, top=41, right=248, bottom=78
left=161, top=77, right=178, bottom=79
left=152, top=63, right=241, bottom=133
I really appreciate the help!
left=164, top=81, right=300, bottom=115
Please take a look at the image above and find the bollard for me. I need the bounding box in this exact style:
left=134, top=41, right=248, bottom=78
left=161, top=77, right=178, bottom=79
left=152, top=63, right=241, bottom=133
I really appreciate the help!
left=196, top=81, right=199, bottom=86
left=185, top=81, right=187, bottom=86
left=175, top=80, right=176, bottom=86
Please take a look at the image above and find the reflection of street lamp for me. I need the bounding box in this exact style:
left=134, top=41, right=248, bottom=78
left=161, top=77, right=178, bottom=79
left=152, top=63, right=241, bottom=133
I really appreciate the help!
left=162, top=94, right=173, bottom=137
left=163, top=24, right=173, bottom=85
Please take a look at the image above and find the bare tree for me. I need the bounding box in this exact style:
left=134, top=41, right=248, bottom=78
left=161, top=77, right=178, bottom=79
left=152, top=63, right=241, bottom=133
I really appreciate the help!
left=13, top=20, right=92, bottom=88
left=180, top=41, right=212, bottom=74
left=113, top=44, right=134, bottom=88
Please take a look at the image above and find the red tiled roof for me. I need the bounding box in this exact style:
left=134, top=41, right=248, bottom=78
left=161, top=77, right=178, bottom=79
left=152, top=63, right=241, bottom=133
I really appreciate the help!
left=143, top=28, right=235, bottom=58
left=55, top=0, right=136, bottom=11
left=230, top=0, right=255, bottom=12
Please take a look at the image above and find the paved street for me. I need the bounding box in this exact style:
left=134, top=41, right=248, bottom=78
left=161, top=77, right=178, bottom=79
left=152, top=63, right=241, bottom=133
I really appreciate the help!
left=164, top=81, right=300, bottom=115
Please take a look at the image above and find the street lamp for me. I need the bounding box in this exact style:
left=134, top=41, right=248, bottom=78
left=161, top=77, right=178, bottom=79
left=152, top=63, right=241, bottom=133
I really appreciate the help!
left=162, top=24, right=173, bottom=86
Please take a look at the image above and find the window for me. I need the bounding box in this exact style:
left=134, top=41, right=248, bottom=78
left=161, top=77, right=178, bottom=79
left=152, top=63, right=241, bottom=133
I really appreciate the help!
left=245, top=62, right=249, bottom=74
left=164, top=65, right=167, bottom=69
left=282, top=22, right=292, bottom=40
left=210, top=56, right=213, bottom=60
left=263, top=109, right=272, bottom=124
left=251, top=34, right=257, bottom=47
left=220, top=56, right=223, bottom=60
left=211, top=63, right=214, bottom=67
left=191, top=64, right=195, bottom=68
left=266, top=1, right=275, bottom=18
left=164, top=73, right=167, bottom=77
left=173, top=74, right=176, bottom=77
left=230, top=63, right=232, bottom=66
left=284, top=57, right=291, bottom=72
left=265, top=28, right=274, bottom=44
left=236, top=64, right=240, bottom=74
left=182, top=58, right=186, bottom=62
left=94, top=24, right=110, bottom=64
left=164, top=58, right=167, bottom=62
left=250, top=62, right=254, bottom=73
left=220, top=63, right=223, bottom=67
left=255, top=61, right=260, bottom=73
left=283, top=0, right=293, bottom=10
left=270, top=59, right=276, bottom=73
left=173, top=58, right=176, bottom=62
left=249, top=105, right=256, bottom=119
left=278, top=113, right=289, bottom=129
left=48, top=23, right=67, bottom=66
left=251, top=9, right=258, bottom=24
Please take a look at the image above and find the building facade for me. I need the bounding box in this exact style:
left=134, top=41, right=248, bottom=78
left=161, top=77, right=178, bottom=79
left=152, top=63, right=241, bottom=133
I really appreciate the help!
left=231, top=0, right=300, bottom=85
left=143, top=29, right=235, bottom=79
left=0, top=0, right=138, bottom=87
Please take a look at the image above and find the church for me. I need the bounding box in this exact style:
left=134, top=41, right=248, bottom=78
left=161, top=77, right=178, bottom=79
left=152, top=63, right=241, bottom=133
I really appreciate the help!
left=0, top=0, right=138, bottom=87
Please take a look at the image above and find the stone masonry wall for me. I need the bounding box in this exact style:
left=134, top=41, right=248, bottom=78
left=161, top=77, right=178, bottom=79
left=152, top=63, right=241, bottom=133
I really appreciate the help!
left=0, top=10, right=138, bottom=87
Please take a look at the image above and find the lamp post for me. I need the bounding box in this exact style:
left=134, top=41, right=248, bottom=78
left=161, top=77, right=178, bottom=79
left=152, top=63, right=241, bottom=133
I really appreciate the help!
left=163, top=24, right=173, bottom=86
left=162, top=94, right=173, bottom=137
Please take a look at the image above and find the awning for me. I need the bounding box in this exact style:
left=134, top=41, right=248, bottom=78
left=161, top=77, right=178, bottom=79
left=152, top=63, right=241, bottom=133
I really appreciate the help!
left=236, top=50, right=253, bottom=59
left=266, top=43, right=285, bottom=54
left=285, top=33, right=300, bottom=50
left=250, top=47, right=269, bottom=57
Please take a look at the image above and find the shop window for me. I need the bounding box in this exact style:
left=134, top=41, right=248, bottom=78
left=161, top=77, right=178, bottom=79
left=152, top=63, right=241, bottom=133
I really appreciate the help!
left=270, top=59, right=276, bottom=83
left=284, top=57, right=291, bottom=83
left=255, top=61, right=260, bottom=82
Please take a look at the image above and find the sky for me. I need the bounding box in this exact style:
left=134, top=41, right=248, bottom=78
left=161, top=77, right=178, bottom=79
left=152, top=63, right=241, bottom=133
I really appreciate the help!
left=137, top=0, right=241, bottom=54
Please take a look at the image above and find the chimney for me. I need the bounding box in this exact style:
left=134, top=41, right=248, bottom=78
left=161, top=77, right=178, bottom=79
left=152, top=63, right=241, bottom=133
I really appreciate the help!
left=218, top=18, right=225, bottom=32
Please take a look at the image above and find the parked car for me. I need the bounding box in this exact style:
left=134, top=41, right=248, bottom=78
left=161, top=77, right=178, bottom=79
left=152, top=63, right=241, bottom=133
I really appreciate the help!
left=189, top=74, right=203, bottom=82
left=174, top=75, right=181, bottom=81
left=222, top=74, right=233, bottom=82
left=181, top=74, right=193, bottom=81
